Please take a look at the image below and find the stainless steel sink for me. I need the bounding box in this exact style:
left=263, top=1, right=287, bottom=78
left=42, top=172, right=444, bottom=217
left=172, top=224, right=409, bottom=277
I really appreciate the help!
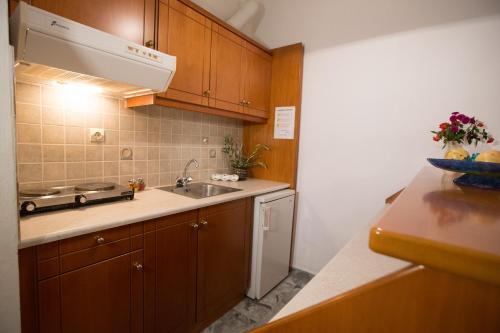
left=158, top=182, right=241, bottom=199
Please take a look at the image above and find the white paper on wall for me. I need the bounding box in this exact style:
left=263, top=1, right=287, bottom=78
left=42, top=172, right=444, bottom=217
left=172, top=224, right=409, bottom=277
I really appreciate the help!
left=274, top=106, right=295, bottom=139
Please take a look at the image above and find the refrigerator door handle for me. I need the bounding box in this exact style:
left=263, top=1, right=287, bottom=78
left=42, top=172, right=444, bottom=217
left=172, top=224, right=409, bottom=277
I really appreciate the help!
left=262, top=206, right=271, bottom=231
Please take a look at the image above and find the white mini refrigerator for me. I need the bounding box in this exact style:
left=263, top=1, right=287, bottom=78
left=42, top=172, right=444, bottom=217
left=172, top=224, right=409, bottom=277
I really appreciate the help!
left=247, top=189, right=296, bottom=299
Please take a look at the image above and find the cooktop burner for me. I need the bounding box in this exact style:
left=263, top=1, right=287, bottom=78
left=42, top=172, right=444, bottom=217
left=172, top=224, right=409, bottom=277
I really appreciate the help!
left=75, top=182, right=116, bottom=192
left=19, top=188, right=61, bottom=197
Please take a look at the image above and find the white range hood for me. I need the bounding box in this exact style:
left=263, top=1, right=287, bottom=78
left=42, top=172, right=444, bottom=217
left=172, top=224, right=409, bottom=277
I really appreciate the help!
left=9, top=2, right=176, bottom=98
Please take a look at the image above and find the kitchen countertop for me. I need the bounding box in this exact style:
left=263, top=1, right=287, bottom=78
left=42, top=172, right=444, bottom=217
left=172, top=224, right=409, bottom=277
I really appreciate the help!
left=19, top=178, right=289, bottom=248
left=370, top=167, right=500, bottom=285
left=272, top=205, right=411, bottom=321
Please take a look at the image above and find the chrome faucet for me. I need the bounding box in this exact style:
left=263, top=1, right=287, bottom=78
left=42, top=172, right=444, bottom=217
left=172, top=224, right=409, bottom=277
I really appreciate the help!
left=176, top=159, right=199, bottom=187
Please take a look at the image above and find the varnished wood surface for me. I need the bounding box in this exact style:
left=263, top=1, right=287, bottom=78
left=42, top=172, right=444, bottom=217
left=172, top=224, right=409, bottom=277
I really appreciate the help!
left=385, top=188, right=405, bottom=204
left=249, top=265, right=500, bottom=333
left=243, top=43, right=304, bottom=189
left=370, top=167, right=500, bottom=285
left=30, top=0, right=148, bottom=45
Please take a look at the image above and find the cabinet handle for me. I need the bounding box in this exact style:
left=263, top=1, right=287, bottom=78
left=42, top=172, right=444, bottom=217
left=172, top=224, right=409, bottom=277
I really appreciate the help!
left=190, top=223, right=200, bottom=229
left=145, top=40, right=154, bottom=48
left=240, top=100, right=247, bottom=106
left=203, top=90, right=211, bottom=97
left=200, top=219, right=208, bottom=227
left=133, top=262, right=143, bottom=271
left=246, top=100, right=251, bottom=106
left=95, top=236, right=105, bottom=244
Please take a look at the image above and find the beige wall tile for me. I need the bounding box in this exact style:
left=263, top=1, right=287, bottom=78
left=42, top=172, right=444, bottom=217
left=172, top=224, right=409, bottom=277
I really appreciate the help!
left=148, top=147, right=159, bottom=160
left=65, top=109, right=84, bottom=127
left=135, top=131, right=148, bottom=145
left=160, top=160, right=171, bottom=173
left=41, top=86, right=64, bottom=107
left=43, top=145, right=65, bottom=162
left=65, top=126, right=84, bottom=144
left=103, top=146, right=119, bottom=161
left=42, top=125, right=65, bottom=144
left=120, top=161, right=133, bottom=175
left=16, top=83, right=40, bottom=104
left=160, top=173, right=171, bottom=186
left=17, top=124, right=41, bottom=143
left=103, top=176, right=119, bottom=184
left=148, top=132, right=160, bottom=145
left=66, top=145, right=84, bottom=162
left=67, top=162, right=85, bottom=179
left=120, top=131, right=134, bottom=145
left=148, top=118, right=160, bottom=132
left=147, top=173, right=159, bottom=187
left=103, top=162, right=119, bottom=177
left=103, top=114, right=119, bottom=130
left=85, top=145, right=103, bottom=161
left=18, top=164, right=42, bottom=182
left=85, top=112, right=103, bottom=128
left=16, top=103, right=41, bottom=124
left=43, top=163, right=65, bottom=181
left=42, top=107, right=64, bottom=125
left=17, top=144, right=42, bottom=163
left=134, top=161, right=148, bottom=176
left=134, top=146, right=147, bottom=160
left=148, top=160, right=159, bottom=173
left=85, top=162, right=103, bottom=178
left=104, top=130, right=119, bottom=145
left=102, top=98, right=119, bottom=114
left=120, top=116, right=134, bottom=131
left=135, top=117, right=147, bottom=131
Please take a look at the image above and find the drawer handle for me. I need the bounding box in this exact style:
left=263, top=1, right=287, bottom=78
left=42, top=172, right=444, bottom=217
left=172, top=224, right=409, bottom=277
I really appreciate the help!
left=190, top=223, right=199, bottom=229
left=95, top=236, right=105, bottom=244
left=133, top=262, right=143, bottom=271
left=144, top=40, right=154, bottom=48
left=200, top=219, right=208, bottom=227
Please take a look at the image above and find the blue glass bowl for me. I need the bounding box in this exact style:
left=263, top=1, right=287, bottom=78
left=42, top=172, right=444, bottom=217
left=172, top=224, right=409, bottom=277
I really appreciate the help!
left=427, top=158, right=500, bottom=190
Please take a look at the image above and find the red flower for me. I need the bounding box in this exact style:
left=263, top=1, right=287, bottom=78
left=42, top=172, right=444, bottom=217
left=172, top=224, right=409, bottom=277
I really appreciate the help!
left=487, top=137, right=494, bottom=143
left=439, top=123, right=449, bottom=130
left=433, top=135, right=440, bottom=141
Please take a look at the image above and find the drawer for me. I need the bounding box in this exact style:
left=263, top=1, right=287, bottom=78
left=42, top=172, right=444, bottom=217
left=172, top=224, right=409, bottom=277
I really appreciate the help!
left=60, top=238, right=130, bottom=273
left=38, top=257, right=59, bottom=280
left=59, top=225, right=130, bottom=254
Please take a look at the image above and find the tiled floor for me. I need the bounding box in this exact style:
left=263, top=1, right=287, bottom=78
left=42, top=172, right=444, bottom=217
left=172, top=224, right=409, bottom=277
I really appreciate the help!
left=202, top=269, right=314, bottom=333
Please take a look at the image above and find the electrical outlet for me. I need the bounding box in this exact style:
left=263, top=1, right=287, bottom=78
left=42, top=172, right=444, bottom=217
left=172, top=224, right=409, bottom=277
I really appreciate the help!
left=89, top=128, right=105, bottom=142
left=121, top=147, right=133, bottom=160
left=209, top=149, right=217, bottom=158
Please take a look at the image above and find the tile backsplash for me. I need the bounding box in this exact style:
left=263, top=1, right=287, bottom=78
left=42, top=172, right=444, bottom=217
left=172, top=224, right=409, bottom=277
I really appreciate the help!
left=15, top=82, right=242, bottom=189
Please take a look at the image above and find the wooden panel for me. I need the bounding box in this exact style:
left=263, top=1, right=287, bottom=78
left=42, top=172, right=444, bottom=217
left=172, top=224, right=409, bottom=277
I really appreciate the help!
left=19, top=247, right=38, bottom=333
left=196, top=199, right=249, bottom=326
left=37, top=257, right=59, bottom=280
left=209, top=25, right=245, bottom=113
left=31, top=0, right=146, bottom=44
left=243, top=43, right=304, bottom=189
left=370, top=167, right=500, bottom=285
left=155, top=209, right=198, bottom=230
left=37, top=242, right=58, bottom=261
left=59, top=225, right=129, bottom=254
left=127, top=95, right=267, bottom=123
left=144, top=0, right=157, bottom=48
left=243, top=43, right=272, bottom=114
left=155, top=219, right=198, bottom=332
left=60, top=254, right=132, bottom=333
left=60, top=238, right=130, bottom=273
left=249, top=266, right=500, bottom=333
left=130, top=222, right=144, bottom=236
left=38, top=277, right=61, bottom=333
left=131, top=234, right=144, bottom=251
left=8, top=0, right=20, bottom=16
left=143, top=231, right=156, bottom=333
left=131, top=250, right=144, bottom=333
left=161, top=0, right=211, bottom=104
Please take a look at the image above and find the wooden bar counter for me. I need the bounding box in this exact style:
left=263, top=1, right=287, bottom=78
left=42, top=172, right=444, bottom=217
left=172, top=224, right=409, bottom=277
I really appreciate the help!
left=249, top=167, right=500, bottom=333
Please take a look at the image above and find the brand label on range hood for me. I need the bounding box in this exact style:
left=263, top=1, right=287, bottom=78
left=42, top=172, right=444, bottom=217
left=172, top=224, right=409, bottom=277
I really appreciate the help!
left=50, top=20, right=69, bottom=30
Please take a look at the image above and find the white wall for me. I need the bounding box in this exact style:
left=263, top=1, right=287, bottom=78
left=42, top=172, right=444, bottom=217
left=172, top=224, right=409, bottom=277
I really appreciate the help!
left=254, top=1, right=500, bottom=273
left=0, top=0, right=21, bottom=331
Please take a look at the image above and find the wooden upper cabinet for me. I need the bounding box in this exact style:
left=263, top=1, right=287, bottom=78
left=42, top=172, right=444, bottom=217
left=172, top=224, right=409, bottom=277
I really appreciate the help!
left=243, top=43, right=272, bottom=117
left=158, top=0, right=211, bottom=105
left=209, top=25, right=245, bottom=114
left=30, top=0, right=151, bottom=45
left=196, top=199, right=250, bottom=325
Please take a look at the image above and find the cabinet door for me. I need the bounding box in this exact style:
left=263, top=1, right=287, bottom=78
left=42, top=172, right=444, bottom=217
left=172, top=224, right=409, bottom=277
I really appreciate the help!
left=31, top=0, right=148, bottom=45
left=209, top=25, right=245, bottom=114
left=196, top=199, right=251, bottom=325
left=38, top=252, right=144, bottom=333
left=243, top=44, right=272, bottom=117
left=153, top=220, right=198, bottom=333
left=158, top=0, right=211, bottom=105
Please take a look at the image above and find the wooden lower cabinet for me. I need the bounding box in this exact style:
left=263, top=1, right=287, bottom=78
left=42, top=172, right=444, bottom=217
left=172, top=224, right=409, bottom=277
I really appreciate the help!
left=38, top=251, right=144, bottom=333
left=196, top=199, right=251, bottom=327
left=20, top=198, right=253, bottom=333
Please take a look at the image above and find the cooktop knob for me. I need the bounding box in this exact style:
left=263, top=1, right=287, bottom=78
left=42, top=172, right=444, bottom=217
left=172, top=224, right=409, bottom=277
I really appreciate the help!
left=77, top=195, right=87, bottom=204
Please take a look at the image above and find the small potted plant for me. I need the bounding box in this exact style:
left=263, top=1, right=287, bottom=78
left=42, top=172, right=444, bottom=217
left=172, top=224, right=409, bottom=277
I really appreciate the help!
left=222, top=135, right=269, bottom=180
left=431, top=112, right=494, bottom=159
